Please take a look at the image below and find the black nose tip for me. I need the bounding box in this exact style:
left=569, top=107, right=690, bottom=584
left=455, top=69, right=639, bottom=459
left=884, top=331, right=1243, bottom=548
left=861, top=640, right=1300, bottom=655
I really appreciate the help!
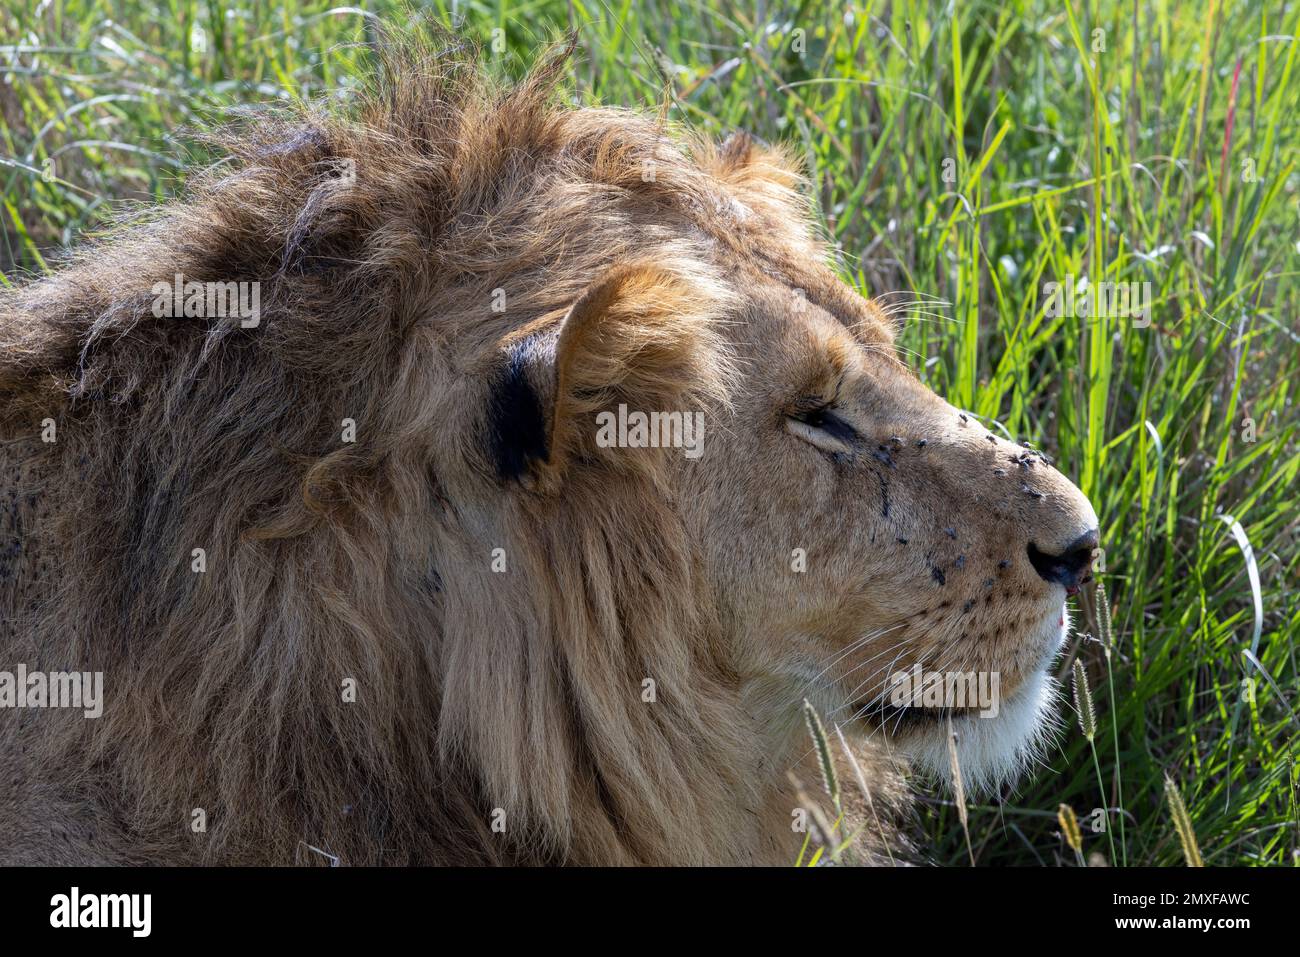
left=1027, top=529, right=1099, bottom=593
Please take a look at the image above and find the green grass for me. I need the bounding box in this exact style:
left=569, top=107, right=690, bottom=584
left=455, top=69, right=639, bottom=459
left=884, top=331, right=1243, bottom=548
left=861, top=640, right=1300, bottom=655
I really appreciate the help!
left=3, top=0, right=1297, bottom=866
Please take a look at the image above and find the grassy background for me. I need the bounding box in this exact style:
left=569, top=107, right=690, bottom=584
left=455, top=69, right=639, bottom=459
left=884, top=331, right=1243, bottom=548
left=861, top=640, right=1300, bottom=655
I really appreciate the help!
left=2, top=0, right=1297, bottom=866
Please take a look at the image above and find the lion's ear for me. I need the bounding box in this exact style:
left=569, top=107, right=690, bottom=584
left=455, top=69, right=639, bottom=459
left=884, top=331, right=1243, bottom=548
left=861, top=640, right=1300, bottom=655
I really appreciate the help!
left=485, top=258, right=734, bottom=488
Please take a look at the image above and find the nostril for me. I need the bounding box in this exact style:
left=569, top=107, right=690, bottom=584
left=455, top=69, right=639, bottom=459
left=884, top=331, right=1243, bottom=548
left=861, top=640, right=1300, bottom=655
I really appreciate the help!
left=1027, top=529, right=1099, bottom=592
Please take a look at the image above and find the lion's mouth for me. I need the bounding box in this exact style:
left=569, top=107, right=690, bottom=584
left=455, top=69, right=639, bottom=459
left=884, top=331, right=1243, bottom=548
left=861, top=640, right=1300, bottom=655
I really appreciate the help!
left=859, top=607, right=1070, bottom=792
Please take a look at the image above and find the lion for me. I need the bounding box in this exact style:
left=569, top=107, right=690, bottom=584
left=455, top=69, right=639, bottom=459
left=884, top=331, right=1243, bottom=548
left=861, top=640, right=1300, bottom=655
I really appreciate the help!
left=0, top=34, right=1097, bottom=866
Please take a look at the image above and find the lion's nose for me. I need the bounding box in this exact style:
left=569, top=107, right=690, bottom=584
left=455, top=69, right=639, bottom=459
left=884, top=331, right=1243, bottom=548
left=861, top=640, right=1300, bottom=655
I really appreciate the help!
left=1026, top=529, right=1098, bottom=594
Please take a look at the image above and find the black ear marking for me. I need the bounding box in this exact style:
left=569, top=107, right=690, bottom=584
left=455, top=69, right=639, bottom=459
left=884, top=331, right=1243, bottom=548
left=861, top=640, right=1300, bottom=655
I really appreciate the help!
left=487, top=336, right=552, bottom=481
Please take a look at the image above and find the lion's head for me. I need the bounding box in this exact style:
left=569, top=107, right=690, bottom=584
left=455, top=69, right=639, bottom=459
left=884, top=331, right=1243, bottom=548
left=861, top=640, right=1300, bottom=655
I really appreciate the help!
left=0, top=36, right=1095, bottom=866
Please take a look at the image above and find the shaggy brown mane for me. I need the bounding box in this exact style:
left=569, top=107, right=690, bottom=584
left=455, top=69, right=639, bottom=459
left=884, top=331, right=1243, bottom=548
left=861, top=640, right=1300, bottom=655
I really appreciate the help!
left=1, top=28, right=898, bottom=865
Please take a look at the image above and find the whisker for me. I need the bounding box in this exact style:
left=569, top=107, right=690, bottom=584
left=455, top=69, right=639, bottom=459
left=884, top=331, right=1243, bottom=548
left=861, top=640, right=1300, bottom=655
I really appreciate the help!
left=878, top=298, right=953, bottom=312
left=794, top=621, right=909, bottom=700
left=829, top=637, right=914, bottom=701
left=836, top=641, right=915, bottom=718
left=873, top=290, right=951, bottom=304
left=886, top=309, right=956, bottom=322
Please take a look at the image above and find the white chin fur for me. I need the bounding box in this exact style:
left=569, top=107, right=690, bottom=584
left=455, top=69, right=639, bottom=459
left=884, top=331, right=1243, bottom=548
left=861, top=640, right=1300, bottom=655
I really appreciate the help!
left=896, top=613, right=1068, bottom=794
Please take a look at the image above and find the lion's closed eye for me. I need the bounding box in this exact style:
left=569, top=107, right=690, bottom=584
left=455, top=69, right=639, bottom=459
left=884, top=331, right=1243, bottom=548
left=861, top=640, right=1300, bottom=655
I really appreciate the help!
left=785, top=404, right=859, bottom=455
